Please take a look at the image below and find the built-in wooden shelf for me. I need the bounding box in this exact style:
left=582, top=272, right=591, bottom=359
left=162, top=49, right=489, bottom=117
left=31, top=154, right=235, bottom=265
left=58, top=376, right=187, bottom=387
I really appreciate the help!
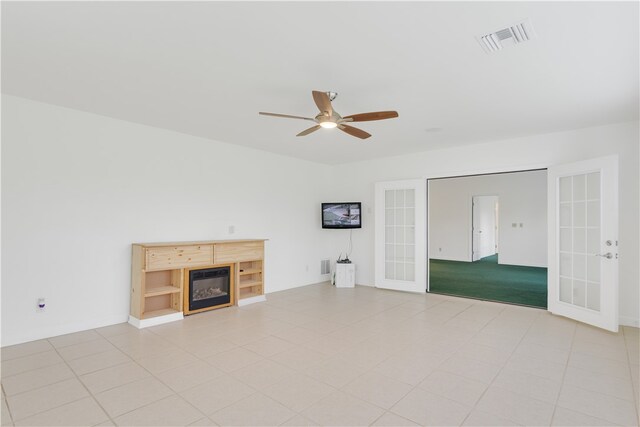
left=239, top=290, right=262, bottom=299
left=237, top=260, right=263, bottom=299
left=239, top=280, right=262, bottom=289
left=144, top=285, right=181, bottom=298
left=239, top=268, right=261, bottom=275
left=130, top=240, right=266, bottom=328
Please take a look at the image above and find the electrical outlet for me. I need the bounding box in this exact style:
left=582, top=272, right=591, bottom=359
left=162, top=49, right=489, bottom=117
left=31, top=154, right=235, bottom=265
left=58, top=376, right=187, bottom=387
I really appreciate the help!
left=228, top=225, right=235, bottom=234
left=439, top=247, right=442, bottom=252
left=512, top=223, right=517, bottom=228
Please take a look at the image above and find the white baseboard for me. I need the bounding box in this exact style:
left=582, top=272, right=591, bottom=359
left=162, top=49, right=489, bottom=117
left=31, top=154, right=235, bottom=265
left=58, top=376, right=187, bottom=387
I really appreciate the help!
left=237, top=295, right=267, bottom=307
left=619, top=316, right=640, bottom=328
left=128, top=312, right=183, bottom=329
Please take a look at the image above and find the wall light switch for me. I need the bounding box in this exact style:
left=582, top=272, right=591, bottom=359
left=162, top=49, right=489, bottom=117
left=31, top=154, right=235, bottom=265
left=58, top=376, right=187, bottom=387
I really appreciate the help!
left=519, top=223, right=523, bottom=228
left=512, top=223, right=517, bottom=228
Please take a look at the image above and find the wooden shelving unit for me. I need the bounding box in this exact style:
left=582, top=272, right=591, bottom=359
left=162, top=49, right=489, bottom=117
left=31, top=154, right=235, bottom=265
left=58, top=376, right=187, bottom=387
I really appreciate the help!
left=238, top=260, right=263, bottom=301
left=144, top=285, right=181, bottom=298
left=130, top=240, right=266, bottom=327
left=140, top=269, right=182, bottom=319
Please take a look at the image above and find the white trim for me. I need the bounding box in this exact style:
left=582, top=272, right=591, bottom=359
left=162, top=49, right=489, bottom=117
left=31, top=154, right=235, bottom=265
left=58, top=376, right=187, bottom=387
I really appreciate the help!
left=237, top=295, right=267, bottom=306
left=128, top=312, right=183, bottom=329
left=420, top=164, right=550, bottom=181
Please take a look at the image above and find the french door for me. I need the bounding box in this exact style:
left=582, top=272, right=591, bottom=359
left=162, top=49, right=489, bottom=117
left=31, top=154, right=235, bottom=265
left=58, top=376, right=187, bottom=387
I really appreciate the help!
left=548, top=155, right=619, bottom=332
left=374, top=179, right=426, bottom=293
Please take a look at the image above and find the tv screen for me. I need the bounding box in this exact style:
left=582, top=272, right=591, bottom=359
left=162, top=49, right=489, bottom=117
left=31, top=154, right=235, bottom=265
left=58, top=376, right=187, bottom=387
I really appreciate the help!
left=322, top=202, right=362, bottom=229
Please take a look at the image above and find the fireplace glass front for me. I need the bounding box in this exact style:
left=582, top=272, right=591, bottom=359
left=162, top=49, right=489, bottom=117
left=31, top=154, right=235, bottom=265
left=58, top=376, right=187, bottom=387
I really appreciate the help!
left=188, top=267, right=230, bottom=311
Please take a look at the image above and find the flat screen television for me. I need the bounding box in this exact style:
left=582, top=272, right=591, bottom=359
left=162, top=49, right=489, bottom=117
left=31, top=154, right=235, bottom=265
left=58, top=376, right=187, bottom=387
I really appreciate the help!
left=322, top=202, right=362, bottom=229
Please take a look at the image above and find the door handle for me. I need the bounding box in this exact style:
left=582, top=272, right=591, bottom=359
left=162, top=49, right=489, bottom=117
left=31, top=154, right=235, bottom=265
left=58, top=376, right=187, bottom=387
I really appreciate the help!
left=596, top=253, right=613, bottom=259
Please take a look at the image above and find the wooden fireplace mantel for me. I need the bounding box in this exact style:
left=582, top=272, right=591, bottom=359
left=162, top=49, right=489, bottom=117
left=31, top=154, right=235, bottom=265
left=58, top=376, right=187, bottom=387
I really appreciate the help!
left=129, top=239, right=266, bottom=328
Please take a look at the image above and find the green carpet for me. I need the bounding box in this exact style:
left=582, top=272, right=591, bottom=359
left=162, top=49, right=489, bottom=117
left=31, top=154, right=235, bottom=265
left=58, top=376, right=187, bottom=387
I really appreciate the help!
left=429, top=254, right=548, bottom=308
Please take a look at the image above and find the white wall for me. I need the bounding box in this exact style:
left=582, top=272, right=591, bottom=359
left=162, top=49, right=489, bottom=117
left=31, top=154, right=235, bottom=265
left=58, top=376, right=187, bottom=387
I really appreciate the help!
left=1, top=95, right=335, bottom=346
left=429, top=171, right=547, bottom=267
left=3, top=96, right=639, bottom=347
left=329, top=121, right=640, bottom=327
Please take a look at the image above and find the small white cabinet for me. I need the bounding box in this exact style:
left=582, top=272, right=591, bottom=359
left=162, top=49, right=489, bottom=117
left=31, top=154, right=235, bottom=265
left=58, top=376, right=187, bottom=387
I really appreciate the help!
left=335, top=263, right=356, bottom=288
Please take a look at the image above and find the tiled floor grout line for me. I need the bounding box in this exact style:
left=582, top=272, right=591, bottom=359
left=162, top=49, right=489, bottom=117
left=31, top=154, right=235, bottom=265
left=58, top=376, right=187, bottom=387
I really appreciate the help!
left=3, top=287, right=638, bottom=427
left=260, top=299, right=449, bottom=425
left=1, top=384, right=14, bottom=426
left=202, top=307, right=369, bottom=423
left=0, top=333, right=137, bottom=425
left=96, top=324, right=238, bottom=425
left=38, top=339, right=116, bottom=426
left=58, top=328, right=175, bottom=423
left=1, top=346, right=53, bottom=367
left=96, top=354, right=207, bottom=424
left=456, top=307, right=541, bottom=426
left=548, top=317, right=579, bottom=426
left=622, top=327, right=640, bottom=422
left=434, top=300, right=495, bottom=426
left=2, top=352, right=114, bottom=423
left=358, top=301, right=492, bottom=426
left=138, top=304, right=351, bottom=425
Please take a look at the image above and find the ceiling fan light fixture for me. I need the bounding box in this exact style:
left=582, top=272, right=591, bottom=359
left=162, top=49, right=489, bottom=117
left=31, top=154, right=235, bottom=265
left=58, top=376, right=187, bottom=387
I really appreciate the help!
left=259, top=90, right=399, bottom=139
left=319, top=121, right=338, bottom=129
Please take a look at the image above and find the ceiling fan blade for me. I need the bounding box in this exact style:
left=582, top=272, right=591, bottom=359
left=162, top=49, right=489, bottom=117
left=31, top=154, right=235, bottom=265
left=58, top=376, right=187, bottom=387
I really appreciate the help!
left=312, top=91, right=333, bottom=116
left=338, top=124, right=371, bottom=139
left=259, top=112, right=316, bottom=121
left=297, top=125, right=321, bottom=137
left=342, top=111, right=399, bottom=122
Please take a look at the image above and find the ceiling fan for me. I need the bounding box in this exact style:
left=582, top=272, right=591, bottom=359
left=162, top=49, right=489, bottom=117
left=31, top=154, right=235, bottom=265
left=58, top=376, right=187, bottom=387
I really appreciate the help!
left=259, top=91, right=398, bottom=140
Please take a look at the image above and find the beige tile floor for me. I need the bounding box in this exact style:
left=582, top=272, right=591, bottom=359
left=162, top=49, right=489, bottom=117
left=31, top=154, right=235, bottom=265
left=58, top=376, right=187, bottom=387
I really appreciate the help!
left=1, top=283, right=639, bottom=426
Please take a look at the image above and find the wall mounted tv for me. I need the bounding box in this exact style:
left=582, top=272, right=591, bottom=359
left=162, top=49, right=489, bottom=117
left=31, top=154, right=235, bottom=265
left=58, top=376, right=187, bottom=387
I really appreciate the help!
left=322, top=202, right=362, bottom=229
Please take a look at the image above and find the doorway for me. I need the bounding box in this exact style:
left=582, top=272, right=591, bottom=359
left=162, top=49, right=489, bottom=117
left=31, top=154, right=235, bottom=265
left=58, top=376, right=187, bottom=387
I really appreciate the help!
left=375, top=156, right=619, bottom=331
left=472, top=195, right=499, bottom=261
left=427, top=170, right=548, bottom=308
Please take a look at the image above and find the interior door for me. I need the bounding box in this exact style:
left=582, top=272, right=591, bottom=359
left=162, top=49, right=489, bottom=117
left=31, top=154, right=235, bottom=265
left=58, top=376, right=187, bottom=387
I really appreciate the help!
left=548, top=155, right=619, bottom=332
left=375, top=179, right=426, bottom=293
left=472, top=195, right=498, bottom=261
left=472, top=197, right=482, bottom=261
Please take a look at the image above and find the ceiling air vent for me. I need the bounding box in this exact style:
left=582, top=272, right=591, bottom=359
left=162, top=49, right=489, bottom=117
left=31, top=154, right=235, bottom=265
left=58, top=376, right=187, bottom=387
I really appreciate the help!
left=477, top=19, right=536, bottom=53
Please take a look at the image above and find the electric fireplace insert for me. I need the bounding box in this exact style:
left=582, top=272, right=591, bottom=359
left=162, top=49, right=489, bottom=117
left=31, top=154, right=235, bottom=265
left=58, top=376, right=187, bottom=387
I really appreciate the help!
left=187, top=266, right=231, bottom=312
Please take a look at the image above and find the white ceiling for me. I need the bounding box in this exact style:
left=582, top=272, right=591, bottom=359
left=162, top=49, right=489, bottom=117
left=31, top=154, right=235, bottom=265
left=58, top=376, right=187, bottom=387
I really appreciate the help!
left=2, top=1, right=638, bottom=165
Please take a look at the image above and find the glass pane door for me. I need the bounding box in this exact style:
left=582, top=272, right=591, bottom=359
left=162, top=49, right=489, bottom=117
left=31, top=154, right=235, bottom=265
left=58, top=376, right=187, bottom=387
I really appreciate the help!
left=375, top=179, right=426, bottom=293
left=558, top=172, right=601, bottom=311
left=385, top=189, right=416, bottom=281
left=548, top=155, right=618, bottom=332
